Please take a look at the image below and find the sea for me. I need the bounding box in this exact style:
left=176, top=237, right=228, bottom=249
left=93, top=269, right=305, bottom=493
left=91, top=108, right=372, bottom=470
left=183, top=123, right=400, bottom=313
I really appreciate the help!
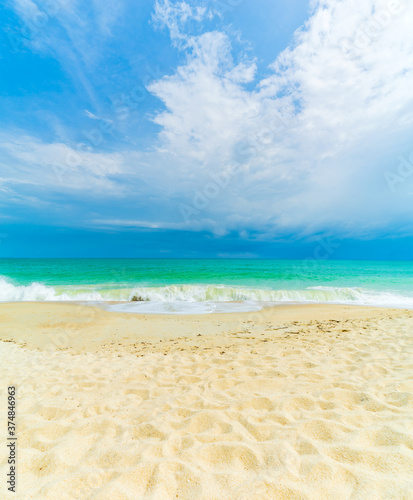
left=0, top=259, right=412, bottom=314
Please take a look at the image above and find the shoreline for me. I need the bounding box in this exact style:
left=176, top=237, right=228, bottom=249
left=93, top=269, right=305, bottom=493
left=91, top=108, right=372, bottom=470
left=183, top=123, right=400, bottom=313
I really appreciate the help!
left=0, top=302, right=410, bottom=353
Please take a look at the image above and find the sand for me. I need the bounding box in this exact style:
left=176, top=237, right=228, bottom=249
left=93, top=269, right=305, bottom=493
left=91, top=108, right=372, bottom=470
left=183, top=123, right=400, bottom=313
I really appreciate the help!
left=0, top=303, right=413, bottom=499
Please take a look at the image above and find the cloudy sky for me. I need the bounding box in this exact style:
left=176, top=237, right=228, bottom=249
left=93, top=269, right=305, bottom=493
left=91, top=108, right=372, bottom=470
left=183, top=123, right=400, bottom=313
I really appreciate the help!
left=1, top=0, right=413, bottom=257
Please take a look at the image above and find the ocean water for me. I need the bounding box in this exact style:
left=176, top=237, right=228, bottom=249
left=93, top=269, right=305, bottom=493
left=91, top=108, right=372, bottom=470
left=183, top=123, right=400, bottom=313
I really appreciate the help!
left=0, top=259, right=412, bottom=313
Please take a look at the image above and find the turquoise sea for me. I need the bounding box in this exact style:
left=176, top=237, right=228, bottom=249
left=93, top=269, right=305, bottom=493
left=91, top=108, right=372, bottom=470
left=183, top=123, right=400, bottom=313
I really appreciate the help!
left=0, top=259, right=412, bottom=313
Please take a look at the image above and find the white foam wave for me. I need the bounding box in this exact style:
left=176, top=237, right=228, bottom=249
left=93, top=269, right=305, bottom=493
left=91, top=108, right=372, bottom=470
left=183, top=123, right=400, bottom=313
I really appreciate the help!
left=107, top=301, right=264, bottom=315
left=125, top=284, right=413, bottom=308
left=0, top=278, right=105, bottom=302
left=0, top=278, right=412, bottom=310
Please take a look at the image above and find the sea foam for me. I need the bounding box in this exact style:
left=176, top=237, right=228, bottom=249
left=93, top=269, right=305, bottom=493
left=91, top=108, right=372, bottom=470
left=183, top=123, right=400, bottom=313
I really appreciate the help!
left=1, top=276, right=412, bottom=311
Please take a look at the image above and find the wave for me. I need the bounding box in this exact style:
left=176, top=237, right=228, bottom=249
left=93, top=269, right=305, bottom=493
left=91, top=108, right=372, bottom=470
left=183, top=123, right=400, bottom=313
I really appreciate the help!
left=0, top=278, right=105, bottom=302
left=0, top=277, right=412, bottom=309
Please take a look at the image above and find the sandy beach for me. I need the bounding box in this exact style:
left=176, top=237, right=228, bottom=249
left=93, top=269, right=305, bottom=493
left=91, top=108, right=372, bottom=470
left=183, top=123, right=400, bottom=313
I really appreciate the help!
left=1, top=303, right=413, bottom=499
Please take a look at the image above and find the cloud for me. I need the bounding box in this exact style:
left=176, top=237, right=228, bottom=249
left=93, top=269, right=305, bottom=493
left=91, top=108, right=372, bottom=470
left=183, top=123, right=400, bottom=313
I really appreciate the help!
left=88, top=218, right=196, bottom=230
left=8, top=0, right=124, bottom=112
left=0, top=134, right=125, bottom=193
left=145, top=0, right=413, bottom=237
left=148, top=31, right=257, bottom=162
left=3, top=0, right=413, bottom=239
left=84, top=109, right=100, bottom=120
left=152, top=0, right=210, bottom=43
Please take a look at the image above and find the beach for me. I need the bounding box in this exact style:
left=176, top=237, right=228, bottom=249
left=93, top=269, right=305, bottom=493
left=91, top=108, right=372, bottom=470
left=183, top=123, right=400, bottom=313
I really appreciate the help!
left=3, top=0, right=413, bottom=495
left=1, top=303, right=412, bottom=499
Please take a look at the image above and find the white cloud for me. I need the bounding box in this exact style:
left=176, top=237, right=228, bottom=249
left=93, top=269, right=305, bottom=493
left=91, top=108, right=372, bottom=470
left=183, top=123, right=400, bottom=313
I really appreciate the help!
left=0, top=135, right=125, bottom=192
left=152, top=0, right=209, bottom=43
left=84, top=109, right=99, bottom=120
left=88, top=218, right=194, bottom=230
left=9, top=0, right=122, bottom=111
left=148, top=31, right=257, bottom=163
left=4, top=0, right=413, bottom=238
left=145, top=0, right=413, bottom=237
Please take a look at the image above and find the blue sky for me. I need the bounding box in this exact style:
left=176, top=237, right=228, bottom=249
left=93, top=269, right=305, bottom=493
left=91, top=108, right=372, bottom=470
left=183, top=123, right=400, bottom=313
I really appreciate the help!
left=1, top=0, right=413, bottom=258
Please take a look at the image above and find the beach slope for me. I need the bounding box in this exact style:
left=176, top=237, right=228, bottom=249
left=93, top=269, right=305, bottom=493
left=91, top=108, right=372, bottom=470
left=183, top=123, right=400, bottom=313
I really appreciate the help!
left=1, top=303, right=413, bottom=499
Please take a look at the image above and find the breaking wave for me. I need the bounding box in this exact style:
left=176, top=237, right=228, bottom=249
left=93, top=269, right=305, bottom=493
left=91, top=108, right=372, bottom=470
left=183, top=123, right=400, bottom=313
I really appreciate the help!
left=0, top=277, right=412, bottom=309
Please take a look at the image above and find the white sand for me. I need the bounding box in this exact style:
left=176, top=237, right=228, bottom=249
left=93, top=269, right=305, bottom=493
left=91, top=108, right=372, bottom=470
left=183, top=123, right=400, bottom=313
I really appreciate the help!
left=0, top=303, right=413, bottom=499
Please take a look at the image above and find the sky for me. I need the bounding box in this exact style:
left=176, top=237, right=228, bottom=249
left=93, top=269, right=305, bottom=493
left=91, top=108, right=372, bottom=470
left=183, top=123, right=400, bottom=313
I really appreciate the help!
left=1, top=0, right=413, bottom=258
